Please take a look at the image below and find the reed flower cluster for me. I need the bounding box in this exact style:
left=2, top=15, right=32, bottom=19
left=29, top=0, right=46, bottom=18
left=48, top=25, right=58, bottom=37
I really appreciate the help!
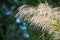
left=16, top=3, right=60, bottom=40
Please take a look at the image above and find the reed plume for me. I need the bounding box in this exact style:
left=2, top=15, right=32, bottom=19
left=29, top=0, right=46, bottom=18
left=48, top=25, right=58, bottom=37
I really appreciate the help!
left=16, top=3, right=60, bottom=40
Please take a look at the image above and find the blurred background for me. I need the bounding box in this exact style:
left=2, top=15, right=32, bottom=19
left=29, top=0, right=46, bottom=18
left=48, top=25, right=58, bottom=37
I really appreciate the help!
left=0, top=0, right=60, bottom=40
left=0, top=0, right=30, bottom=40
